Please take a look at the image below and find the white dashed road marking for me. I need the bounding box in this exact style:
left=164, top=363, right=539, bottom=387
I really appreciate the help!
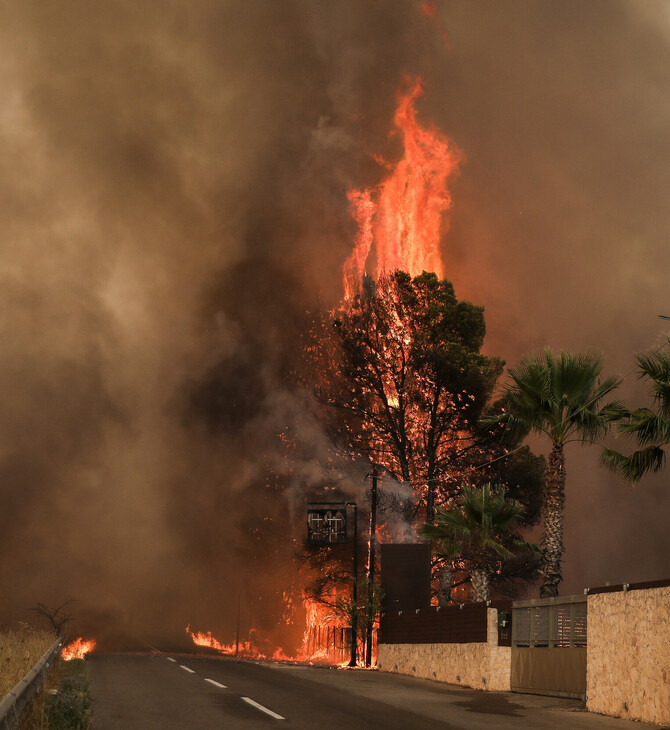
left=204, top=678, right=227, bottom=688
left=242, top=696, right=285, bottom=720
left=168, top=660, right=282, bottom=719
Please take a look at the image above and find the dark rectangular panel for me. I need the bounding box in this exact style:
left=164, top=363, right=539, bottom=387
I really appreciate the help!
left=379, top=603, right=488, bottom=645
left=380, top=543, right=431, bottom=613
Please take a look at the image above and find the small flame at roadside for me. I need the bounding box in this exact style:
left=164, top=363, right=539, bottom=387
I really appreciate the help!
left=61, top=637, right=96, bottom=661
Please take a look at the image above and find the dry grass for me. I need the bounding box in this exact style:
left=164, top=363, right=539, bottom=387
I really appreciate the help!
left=0, top=626, right=57, bottom=698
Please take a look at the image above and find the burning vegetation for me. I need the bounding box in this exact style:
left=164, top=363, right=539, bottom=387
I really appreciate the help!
left=2, top=0, right=668, bottom=674
left=185, top=73, right=544, bottom=664
left=187, top=594, right=354, bottom=665
left=302, top=74, right=545, bottom=622
left=61, top=638, right=96, bottom=662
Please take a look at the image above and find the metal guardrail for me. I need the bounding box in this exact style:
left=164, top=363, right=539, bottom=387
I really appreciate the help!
left=0, top=637, right=62, bottom=730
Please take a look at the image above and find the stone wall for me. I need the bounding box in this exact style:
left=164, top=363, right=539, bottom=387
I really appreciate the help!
left=587, top=585, right=670, bottom=726
left=377, top=608, right=511, bottom=691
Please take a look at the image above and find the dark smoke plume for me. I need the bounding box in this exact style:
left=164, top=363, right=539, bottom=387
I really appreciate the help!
left=1, top=0, right=670, bottom=647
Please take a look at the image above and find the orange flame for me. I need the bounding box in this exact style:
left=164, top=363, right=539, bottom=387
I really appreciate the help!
left=186, top=594, right=356, bottom=665
left=343, top=76, right=462, bottom=298
left=343, top=189, right=375, bottom=301
left=61, top=637, right=96, bottom=661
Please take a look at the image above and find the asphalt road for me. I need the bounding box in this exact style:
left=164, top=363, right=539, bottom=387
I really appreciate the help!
left=87, top=653, right=662, bottom=729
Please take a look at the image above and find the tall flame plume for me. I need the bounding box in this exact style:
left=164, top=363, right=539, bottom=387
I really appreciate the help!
left=343, top=76, right=462, bottom=300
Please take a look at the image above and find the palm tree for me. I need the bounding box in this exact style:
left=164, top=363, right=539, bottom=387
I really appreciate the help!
left=484, top=350, right=623, bottom=598
left=420, top=484, right=539, bottom=603
left=603, top=340, right=670, bottom=482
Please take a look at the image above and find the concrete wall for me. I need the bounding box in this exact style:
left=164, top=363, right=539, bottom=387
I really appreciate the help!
left=377, top=608, right=511, bottom=691
left=587, top=586, right=670, bottom=726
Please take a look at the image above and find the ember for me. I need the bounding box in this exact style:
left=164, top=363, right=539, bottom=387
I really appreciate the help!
left=61, top=637, right=96, bottom=661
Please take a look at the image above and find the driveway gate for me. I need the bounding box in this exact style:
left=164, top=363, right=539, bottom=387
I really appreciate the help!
left=511, top=595, right=587, bottom=699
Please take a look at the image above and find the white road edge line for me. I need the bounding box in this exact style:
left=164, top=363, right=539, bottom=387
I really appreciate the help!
left=242, top=696, right=285, bottom=720
left=180, top=665, right=195, bottom=674
left=204, top=678, right=227, bottom=689
left=167, top=658, right=176, bottom=663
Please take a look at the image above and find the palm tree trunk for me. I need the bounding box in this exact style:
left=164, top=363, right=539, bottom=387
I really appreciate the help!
left=471, top=569, right=489, bottom=603
left=437, top=566, right=452, bottom=607
left=540, top=443, right=566, bottom=598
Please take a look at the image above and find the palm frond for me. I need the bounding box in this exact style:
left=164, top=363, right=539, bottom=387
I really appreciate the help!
left=419, top=523, right=451, bottom=541
left=619, top=409, right=670, bottom=445
left=420, top=483, right=532, bottom=575
left=636, top=346, right=670, bottom=384
left=481, top=538, right=515, bottom=560
left=600, top=446, right=627, bottom=472
left=601, top=445, right=666, bottom=483
left=489, top=349, right=621, bottom=448
left=511, top=538, right=542, bottom=554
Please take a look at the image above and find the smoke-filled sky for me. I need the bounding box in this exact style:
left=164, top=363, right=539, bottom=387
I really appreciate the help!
left=2, top=0, right=670, bottom=644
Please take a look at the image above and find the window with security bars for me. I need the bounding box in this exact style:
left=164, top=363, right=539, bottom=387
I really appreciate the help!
left=307, top=508, right=347, bottom=544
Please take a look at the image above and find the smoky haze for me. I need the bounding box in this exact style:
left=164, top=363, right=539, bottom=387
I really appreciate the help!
left=1, top=0, right=669, bottom=647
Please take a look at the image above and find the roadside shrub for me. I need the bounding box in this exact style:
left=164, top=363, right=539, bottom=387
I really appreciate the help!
left=43, top=659, right=90, bottom=729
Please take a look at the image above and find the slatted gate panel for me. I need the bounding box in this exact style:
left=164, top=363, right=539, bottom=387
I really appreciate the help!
left=511, top=596, right=587, bottom=699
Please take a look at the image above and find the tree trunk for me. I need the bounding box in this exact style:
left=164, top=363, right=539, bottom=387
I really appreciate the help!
left=437, top=566, right=452, bottom=607
left=425, top=387, right=441, bottom=524
left=471, top=569, right=489, bottom=603
left=540, top=443, right=566, bottom=598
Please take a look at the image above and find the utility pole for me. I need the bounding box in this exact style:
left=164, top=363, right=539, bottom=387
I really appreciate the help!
left=234, top=593, right=241, bottom=656
left=365, top=466, right=378, bottom=667
left=346, top=501, right=359, bottom=667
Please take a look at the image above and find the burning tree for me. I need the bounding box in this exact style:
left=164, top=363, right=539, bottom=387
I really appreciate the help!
left=306, top=270, right=544, bottom=603
left=313, top=269, right=503, bottom=523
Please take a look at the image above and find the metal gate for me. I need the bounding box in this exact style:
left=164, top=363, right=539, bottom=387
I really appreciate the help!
left=511, top=595, right=587, bottom=699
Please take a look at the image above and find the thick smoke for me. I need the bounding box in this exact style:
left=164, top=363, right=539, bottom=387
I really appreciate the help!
left=1, top=0, right=669, bottom=647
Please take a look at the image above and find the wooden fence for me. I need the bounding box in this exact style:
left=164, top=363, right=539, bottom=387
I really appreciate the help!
left=379, top=601, right=512, bottom=646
